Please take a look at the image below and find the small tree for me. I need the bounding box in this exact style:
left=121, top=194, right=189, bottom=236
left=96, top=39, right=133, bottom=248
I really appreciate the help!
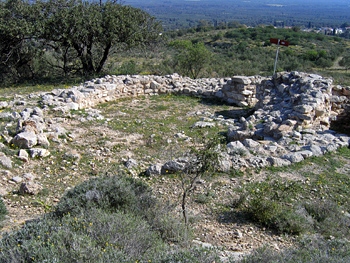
left=179, top=134, right=223, bottom=225
left=339, top=55, right=350, bottom=71
left=170, top=40, right=212, bottom=79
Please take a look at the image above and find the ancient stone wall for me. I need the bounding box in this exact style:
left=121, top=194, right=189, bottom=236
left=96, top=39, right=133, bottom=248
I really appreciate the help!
left=1, top=72, right=349, bottom=172
left=42, top=72, right=349, bottom=134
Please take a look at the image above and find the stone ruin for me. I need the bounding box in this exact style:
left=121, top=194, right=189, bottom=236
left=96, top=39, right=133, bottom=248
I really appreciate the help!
left=0, top=71, right=350, bottom=174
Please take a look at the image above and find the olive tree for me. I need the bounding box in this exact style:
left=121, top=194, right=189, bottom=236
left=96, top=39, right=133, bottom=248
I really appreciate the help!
left=0, top=0, right=162, bottom=81
left=170, top=40, right=212, bottom=79
left=39, top=0, right=162, bottom=76
left=0, top=0, right=41, bottom=83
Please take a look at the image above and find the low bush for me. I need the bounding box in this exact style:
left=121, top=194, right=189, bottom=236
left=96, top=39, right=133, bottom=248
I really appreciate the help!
left=0, top=197, right=7, bottom=224
left=240, top=236, right=350, bottom=263
left=234, top=174, right=350, bottom=237
left=305, top=200, right=350, bottom=239
left=234, top=178, right=311, bottom=235
left=55, top=173, right=155, bottom=216
left=0, top=209, right=166, bottom=263
left=0, top=173, right=194, bottom=262
left=158, top=247, right=221, bottom=262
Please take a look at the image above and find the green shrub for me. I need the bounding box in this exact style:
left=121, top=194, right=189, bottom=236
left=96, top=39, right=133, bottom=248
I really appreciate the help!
left=241, top=236, right=350, bottom=263
left=55, top=173, right=189, bottom=243
left=242, top=198, right=310, bottom=235
left=235, top=169, right=350, bottom=238
left=55, top=174, right=155, bottom=216
left=0, top=209, right=166, bottom=263
left=305, top=200, right=350, bottom=239
left=234, top=178, right=311, bottom=234
left=0, top=174, right=196, bottom=262
left=116, top=60, right=139, bottom=75
left=158, top=247, right=221, bottom=263
left=0, top=197, right=7, bottom=224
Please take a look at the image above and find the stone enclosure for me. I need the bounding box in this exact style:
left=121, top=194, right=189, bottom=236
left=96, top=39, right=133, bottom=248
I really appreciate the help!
left=1, top=71, right=350, bottom=175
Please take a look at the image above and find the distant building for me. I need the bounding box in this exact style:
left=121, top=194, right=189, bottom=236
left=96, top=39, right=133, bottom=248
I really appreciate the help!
left=322, top=27, right=333, bottom=35
left=334, top=28, right=344, bottom=34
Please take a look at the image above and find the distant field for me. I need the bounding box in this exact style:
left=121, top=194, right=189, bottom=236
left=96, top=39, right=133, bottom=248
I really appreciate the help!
left=123, top=0, right=350, bottom=30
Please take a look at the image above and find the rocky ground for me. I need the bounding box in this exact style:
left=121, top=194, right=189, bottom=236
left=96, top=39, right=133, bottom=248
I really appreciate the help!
left=0, top=76, right=349, bottom=260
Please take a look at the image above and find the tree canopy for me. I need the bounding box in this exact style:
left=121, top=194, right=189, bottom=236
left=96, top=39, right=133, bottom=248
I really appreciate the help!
left=0, top=0, right=162, bottom=83
left=170, top=40, right=211, bottom=79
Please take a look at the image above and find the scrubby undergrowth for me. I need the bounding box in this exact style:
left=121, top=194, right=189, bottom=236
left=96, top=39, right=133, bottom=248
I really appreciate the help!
left=0, top=173, right=221, bottom=263
left=1, top=94, right=350, bottom=262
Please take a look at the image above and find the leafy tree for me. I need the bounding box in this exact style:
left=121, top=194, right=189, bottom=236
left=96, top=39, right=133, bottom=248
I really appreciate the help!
left=0, top=0, right=40, bottom=83
left=304, top=50, right=319, bottom=61
left=196, top=20, right=213, bottom=32
left=170, top=40, right=211, bottom=79
left=339, top=55, right=350, bottom=71
left=38, top=0, right=162, bottom=76
left=0, top=0, right=162, bottom=81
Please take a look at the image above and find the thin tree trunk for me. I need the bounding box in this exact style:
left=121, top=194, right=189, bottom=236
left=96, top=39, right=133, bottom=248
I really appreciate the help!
left=182, top=190, right=188, bottom=224
left=96, top=42, right=112, bottom=73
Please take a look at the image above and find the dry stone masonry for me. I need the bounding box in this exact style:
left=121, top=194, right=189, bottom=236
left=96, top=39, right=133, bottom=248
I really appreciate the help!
left=0, top=71, right=349, bottom=176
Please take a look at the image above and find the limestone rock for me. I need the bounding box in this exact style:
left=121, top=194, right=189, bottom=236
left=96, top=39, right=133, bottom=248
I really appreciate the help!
left=37, top=134, right=50, bottom=147
left=191, top=121, right=215, bottom=128
left=124, top=158, right=138, bottom=169
left=11, top=176, right=23, bottom=183
left=243, top=138, right=260, bottom=148
left=161, top=158, right=189, bottom=174
left=19, top=182, right=43, bottom=195
left=0, top=101, right=8, bottom=109
left=30, top=148, right=50, bottom=158
left=267, top=157, right=292, bottom=167
left=146, top=164, right=162, bottom=176
left=227, top=141, right=248, bottom=156
left=0, top=153, right=12, bottom=169
left=282, top=152, right=304, bottom=163
left=302, top=145, right=323, bottom=156
left=13, top=131, right=38, bottom=149
left=18, top=149, right=29, bottom=162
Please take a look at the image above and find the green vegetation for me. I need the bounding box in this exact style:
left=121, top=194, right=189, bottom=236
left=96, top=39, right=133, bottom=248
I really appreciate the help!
left=242, top=237, right=350, bottom=263
left=179, top=133, right=223, bottom=224
left=0, top=0, right=161, bottom=84
left=1, top=0, right=350, bottom=86
left=1, top=2, right=350, bottom=261
left=339, top=53, right=350, bottom=71
left=1, top=93, right=350, bottom=262
left=0, top=173, right=222, bottom=262
left=0, top=198, right=7, bottom=225
left=97, top=95, right=229, bottom=160
left=115, top=25, right=350, bottom=84
left=170, top=40, right=212, bottom=78
left=234, top=148, right=350, bottom=238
